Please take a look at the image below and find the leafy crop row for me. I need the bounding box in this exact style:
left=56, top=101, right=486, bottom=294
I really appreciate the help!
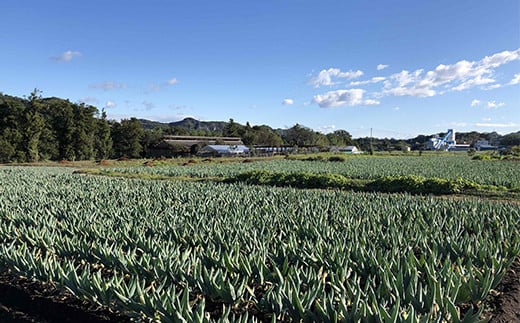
left=105, top=155, right=520, bottom=189
left=0, top=167, right=518, bottom=321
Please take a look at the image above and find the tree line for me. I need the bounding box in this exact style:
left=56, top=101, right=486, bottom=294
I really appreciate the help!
left=0, top=92, right=355, bottom=162
left=0, top=91, right=145, bottom=162
left=1, top=91, right=518, bottom=162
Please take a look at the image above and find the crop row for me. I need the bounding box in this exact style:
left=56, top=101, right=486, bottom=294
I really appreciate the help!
left=105, top=155, right=520, bottom=188
left=0, top=167, right=518, bottom=321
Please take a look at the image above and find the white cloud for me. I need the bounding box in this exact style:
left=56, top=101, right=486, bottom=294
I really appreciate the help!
left=349, top=76, right=386, bottom=86
left=363, top=99, right=380, bottom=106
left=312, top=89, right=364, bottom=108
left=89, top=81, right=127, bottom=91
left=377, top=64, right=389, bottom=71
left=167, top=78, right=179, bottom=85
left=282, top=98, right=294, bottom=105
left=481, top=49, right=520, bottom=67
left=510, top=74, right=520, bottom=85
left=486, top=101, right=505, bottom=109
left=470, top=99, right=481, bottom=107
left=476, top=122, right=517, bottom=128
left=105, top=101, right=117, bottom=108
left=484, top=84, right=501, bottom=90
left=382, top=48, right=520, bottom=97
left=451, top=75, right=495, bottom=91
left=310, top=68, right=364, bottom=87
left=315, top=125, right=336, bottom=134
left=51, top=50, right=81, bottom=62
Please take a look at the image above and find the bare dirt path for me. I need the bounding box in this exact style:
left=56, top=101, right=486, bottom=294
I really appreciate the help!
left=485, top=257, right=520, bottom=322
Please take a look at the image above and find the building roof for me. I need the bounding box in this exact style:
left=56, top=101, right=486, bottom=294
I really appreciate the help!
left=154, top=135, right=243, bottom=148
left=200, top=145, right=250, bottom=154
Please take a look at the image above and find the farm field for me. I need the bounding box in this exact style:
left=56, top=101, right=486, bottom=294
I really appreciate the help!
left=0, top=155, right=519, bottom=322
left=102, top=155, right=520, bottom=189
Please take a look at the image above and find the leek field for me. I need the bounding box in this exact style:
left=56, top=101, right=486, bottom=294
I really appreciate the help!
left=0, top=155, right=519, bottom=322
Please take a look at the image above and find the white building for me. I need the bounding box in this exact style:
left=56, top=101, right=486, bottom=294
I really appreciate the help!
left=197, top=145, right=250, bottom=157
left=330, top=146, right=361, bottom=154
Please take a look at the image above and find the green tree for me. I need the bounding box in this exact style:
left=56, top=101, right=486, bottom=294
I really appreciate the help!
left=326, top=130, right=353, bottom=146
left=111, top=118, right=145, bottom=158
left=223, top=118, right=245, bottom=137
left=283, top=124, right=318, bottom=147
left=500, top=132, right=520, bottom=147
left=24, top=89, right=46, bottom=162
left=0, top=94, right=25, bottom=162
left=141, top=126, right=163, bottom=158
left=94, top=110, right=113, bottom=159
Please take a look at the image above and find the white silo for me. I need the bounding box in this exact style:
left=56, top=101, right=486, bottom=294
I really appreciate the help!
left=447, top=129, right=456, bottom=144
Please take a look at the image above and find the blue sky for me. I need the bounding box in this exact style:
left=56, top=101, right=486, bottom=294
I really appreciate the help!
left=1, top=1, right=519, bottom=138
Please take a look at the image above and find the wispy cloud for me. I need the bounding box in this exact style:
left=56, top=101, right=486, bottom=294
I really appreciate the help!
left=450, top=122, right=469, bottom=128
left=484, top=84, right=501, bottom=90
left=167, top=78, right=179, bottom=85
left=105, top=101, right=117, bottom=108
left=510, top=73, right=520, bottom=85
left=470, top=99, right=481, bottom=107
left=51, top=50, right=81, bottom=62
left=475, top=122, right=517, bottom=128
left=315, top=125, right=336, bottom=134
left=89, top=81, right=127, bottom=91
left=310, top=68, right=363, bottom=88
left=282, top=98, right=294, bottom=105
left=148, top=77, right=180, bottom=92
left=363, top=99, right=380, bottom=106
left=486, top=101, right=505, bottom=109
left=377, top=64, right=389, bottom=71
left=349, top=77, right=386, bottom=87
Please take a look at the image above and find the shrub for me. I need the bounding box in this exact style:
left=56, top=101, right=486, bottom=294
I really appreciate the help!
left=328, top=156, right=346, bottom=162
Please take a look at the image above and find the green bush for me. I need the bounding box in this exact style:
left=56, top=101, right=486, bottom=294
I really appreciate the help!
left=231, top=172, right=505, bottom=195
left=328, top=156, right=346, bottom=162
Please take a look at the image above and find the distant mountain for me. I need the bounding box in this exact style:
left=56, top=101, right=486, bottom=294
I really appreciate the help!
left=170, top=117, right=228, bottom=132
left=138, top=117, right=228, bottom=132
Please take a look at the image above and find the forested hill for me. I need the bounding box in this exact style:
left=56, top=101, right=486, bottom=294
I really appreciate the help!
left=1, top=91, right=519, bottom=163
left=139, top=117, right=228, bottom=133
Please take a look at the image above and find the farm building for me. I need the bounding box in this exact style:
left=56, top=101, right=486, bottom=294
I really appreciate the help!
left=197, top=145, right=250, bottom=157
left=330, top=146, right=361, bottom=154
left=148, top=135, right=243, bottom=157
left=474, top=140, right=497, bottom=151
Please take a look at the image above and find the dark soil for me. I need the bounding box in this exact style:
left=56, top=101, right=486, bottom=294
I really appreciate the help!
left=0, top=270, right=130, bottom=323
left=483, top=257, right=520, bottom=323
left=0, top=258, right=518, bottom=322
